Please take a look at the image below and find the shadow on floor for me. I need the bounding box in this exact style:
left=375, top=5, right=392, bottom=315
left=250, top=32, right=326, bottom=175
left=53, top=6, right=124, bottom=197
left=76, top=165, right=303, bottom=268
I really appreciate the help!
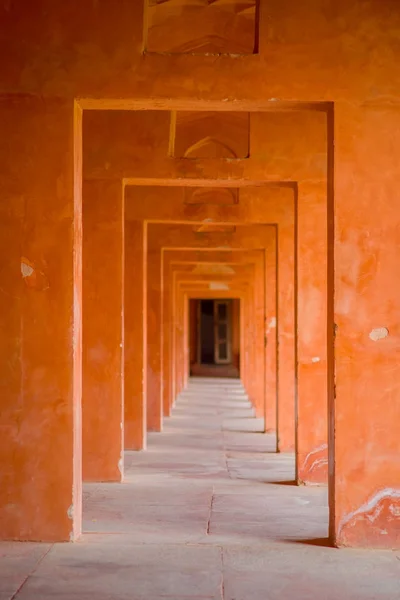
left=284, top=537, right=332, bottom=547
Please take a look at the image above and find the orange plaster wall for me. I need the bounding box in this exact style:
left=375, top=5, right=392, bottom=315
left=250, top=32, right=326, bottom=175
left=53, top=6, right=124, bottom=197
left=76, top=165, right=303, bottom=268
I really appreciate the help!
left=2, top=0, right=400, bottom=550
left=332, top=103, right=400, bottom=549
left=83, top=111, right=171, bottom=180
left=0, top=96, right=82, bottom=542
left=296, top=181, right=328, bottom=484
left=82, top=180, right=124, bottom=482
left=125, top=220, right=147, bottom=450
left=173, top=112, right=250, bottom=158
left=147, top=249, right=163, bottom=432
left=265, top=237, right=277, bottom=433
left=2, top=2, right=400, bottom=104
left=146, top=2, right=257, bottom=55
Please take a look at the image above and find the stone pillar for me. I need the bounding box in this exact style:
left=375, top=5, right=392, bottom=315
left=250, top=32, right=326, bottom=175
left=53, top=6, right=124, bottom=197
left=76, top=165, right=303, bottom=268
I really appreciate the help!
left=240, top=294, right=247, bottom=389
left=242, top=290, right=252, bottom=397
left=162, top=257, right=173, bottom=416
left=296, top=180, right=328, bottom=485
left=147, top=249, right=163, bottom=432
left=253, top=259, right=266, bottom=419
left=189, top=298, right=199, bottom=375
left=276, top=221, right=296, bottom=452
left=125, top=220, right=147, bottom=450
left=82, top=180, right=124, bottom=482
left=0, top=97, right=82, bottom=541
left=265, top=235, right=278, bottom=432
left=175, top=285, right=185, bottom=396
left=331, top=103, right=400, bottom=548
left=183, top=294, right=190, bottom=388
left=171, top=270, right=178, bottom=405
left=247, top=285, right=258, bottom=408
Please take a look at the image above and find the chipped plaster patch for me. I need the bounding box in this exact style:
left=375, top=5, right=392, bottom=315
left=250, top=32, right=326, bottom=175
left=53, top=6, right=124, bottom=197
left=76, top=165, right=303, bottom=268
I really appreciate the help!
left=21, top=261, right=34, bottom=278
left=67, top=504, right=74, bottom=520
left=268, top=317, right=277, bottom=329
left=311, top=357, right=320, bottom=363
left=369, top=327, right=389, bottom=342
left=21, top=256, right=49, bottom=291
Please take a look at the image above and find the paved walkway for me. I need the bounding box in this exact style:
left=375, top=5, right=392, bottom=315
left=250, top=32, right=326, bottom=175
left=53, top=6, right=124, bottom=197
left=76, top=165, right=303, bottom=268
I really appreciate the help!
left=1, top=378, right=399, bottom=599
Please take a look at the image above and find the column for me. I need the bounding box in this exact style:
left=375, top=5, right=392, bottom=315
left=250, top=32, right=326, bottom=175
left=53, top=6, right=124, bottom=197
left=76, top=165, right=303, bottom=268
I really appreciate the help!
left=265, top=236, right=278, bottom=432
left=162, top=256, right=173, bottom=416
left=171, top=270, right=178, bottom=405
left=175, top=284, right=185, bottom=396
left=296, top=180, right=328, bottom=484
left=240, top=295, right=246, bottom=386
left=0, top=97, right=82, bottom=541
left=276, top=219, right=296, bottom=452
left=82, top=179, right=124, bottom=482
left=332, top=102, right=400, bottom=548
left=242, top=290, right=252, bottom=397
left=247, top=284, right=257, bottom=408
left=183, top=294, right=190, bottom=388
left=147, top=249, right=163, bottom=431
left=253, top=258, right=266, bottom=419
left=125, top=220, right=147, bottom=450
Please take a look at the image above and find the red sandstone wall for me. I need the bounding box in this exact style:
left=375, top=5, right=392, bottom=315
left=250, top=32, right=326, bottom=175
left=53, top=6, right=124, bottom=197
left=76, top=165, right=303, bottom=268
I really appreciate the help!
left=1, top=0, right=399, bottom=549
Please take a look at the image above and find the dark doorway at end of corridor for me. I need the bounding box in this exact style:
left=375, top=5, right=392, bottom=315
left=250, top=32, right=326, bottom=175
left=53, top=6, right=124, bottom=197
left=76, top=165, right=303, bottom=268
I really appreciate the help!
left=189, top=299, right=240, bottom=378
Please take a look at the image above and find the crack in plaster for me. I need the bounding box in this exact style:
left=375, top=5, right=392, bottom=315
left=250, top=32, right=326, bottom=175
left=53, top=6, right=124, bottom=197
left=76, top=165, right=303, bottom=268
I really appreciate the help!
left=9, top=545, right=53, bottom=600
left=206, top=488, right=215, bottom=535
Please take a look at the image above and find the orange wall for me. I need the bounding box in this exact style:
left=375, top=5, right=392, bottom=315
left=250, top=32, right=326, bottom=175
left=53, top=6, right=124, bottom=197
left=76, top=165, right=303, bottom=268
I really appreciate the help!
left=1, top=0, right=400, bottom=549
left=2, top=2, right=400, bottom=103
left=0, top=97, right=82, bottom=542
left=82, top=180, right=124, bottom=483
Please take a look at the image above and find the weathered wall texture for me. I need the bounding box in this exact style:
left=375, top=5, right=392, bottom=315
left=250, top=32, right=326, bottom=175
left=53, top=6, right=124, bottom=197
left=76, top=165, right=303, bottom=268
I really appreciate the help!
left=82, top=180, right=124, bottom=482
left=0, top=97, right=82, bottom=542
left=1, top=0, right=399, bottom=549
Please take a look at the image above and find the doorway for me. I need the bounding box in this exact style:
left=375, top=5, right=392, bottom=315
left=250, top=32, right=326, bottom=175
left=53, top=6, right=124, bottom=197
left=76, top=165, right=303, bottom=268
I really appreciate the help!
left=189, top=299, right=239, bottom=378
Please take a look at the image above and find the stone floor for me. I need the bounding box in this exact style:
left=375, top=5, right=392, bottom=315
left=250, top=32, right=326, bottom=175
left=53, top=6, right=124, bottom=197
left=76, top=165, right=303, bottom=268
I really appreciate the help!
left=1, top=377, right=399, bottom=599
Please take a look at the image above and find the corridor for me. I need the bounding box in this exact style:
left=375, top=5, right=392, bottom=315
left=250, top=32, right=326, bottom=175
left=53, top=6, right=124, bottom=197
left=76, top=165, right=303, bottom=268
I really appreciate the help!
left=2, top=379, right=399, bottom=600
